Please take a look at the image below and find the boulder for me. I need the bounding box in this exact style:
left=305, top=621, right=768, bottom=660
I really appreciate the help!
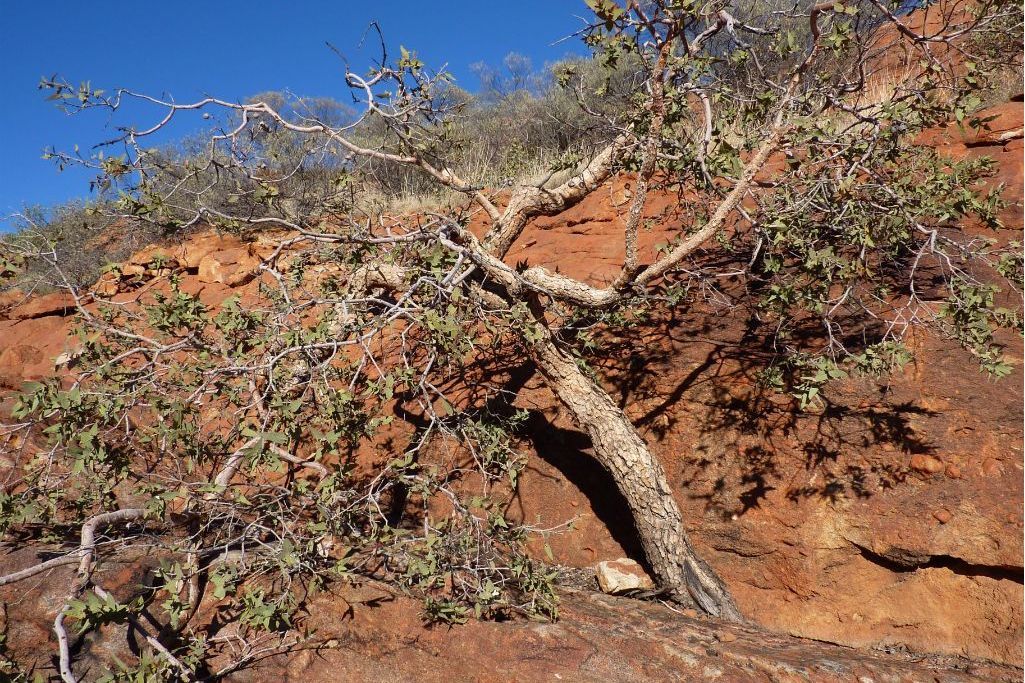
left=197, top=247, right=260, bottom=287
left=909, top=454, right=944, bottom=475
left=9, top=291, right=78, bottom=320
left=595, top=558, right=655, bottom=594
left=92, top=273, right=120, bottom=298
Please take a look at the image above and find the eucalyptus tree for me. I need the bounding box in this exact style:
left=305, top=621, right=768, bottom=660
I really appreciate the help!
left=1, top=0, right=1020, bottom=679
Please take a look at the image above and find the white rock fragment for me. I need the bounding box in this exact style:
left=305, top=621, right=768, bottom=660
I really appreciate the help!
left=595, top=558, right=655, bottom=594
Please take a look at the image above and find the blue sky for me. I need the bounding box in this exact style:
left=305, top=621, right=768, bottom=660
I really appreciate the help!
left=0, top=1, right=588, bottom=228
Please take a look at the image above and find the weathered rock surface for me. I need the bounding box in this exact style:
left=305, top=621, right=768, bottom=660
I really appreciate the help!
left=231, top=586, right=1025, bottom=682
left=1, top=555, right=1019, bottom=683
left=197, top=245, right=260, bottom=286
left=596, top=558, right=656, bottom=594
left=8, top=290, right=78, bottom=320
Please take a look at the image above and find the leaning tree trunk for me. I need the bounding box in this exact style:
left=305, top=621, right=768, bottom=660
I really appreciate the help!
left=527, top=319, right=742, bottom=622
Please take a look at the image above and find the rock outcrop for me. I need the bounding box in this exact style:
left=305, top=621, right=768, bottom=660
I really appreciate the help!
left=0, top=98, right=1021, bottom=677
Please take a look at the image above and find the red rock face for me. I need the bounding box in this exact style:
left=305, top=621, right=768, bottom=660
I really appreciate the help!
left=485, top=99, right=1025, bottom=666
left=0, top=100, right=1022, bottom=674
left=503, top=316, right=1023, bottom=664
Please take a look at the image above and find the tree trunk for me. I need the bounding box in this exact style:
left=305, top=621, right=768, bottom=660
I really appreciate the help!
left=527, top=318, right=742, bottom=622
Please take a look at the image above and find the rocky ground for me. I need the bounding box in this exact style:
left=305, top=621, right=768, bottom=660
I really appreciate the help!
left=0, top=98, right=1021, bottom=680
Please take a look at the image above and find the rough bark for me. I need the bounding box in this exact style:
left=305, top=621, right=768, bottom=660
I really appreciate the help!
left=526, top=310, right=742, bottom=621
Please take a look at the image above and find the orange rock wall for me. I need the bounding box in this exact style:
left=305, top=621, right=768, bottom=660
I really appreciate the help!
left=1, top=99, right=1022, bottom=667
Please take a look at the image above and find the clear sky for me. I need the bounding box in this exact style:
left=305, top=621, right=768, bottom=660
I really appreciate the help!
left=0, top=1, right=588, bottom=229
